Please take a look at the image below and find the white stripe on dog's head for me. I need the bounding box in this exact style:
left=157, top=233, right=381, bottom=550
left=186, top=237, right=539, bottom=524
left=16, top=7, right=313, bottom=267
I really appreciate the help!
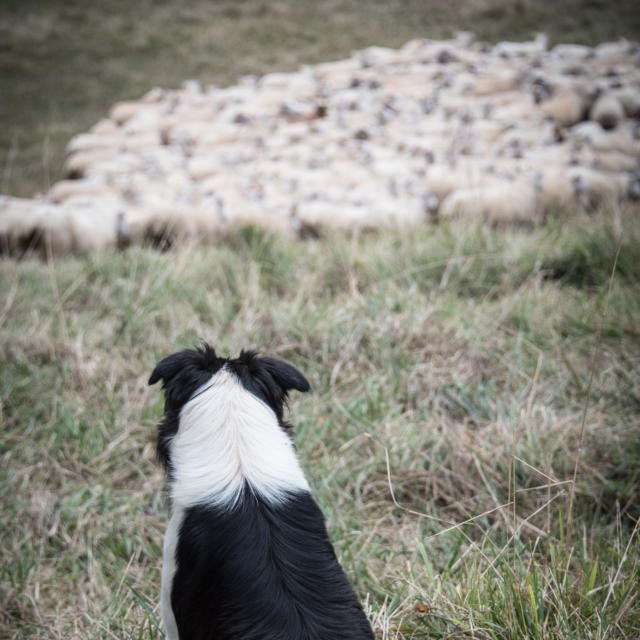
left=149, top=345, right=311, bottom=508
left=171, top=368, right=309, bottom=507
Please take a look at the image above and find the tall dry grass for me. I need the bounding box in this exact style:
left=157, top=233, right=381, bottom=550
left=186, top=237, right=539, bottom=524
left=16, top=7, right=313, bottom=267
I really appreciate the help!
left=1, top=208, right=639, bottom=638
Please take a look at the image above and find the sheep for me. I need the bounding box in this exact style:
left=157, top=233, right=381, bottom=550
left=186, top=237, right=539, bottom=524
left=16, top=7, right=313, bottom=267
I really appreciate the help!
left=67, top=133, right=119, bottom=154
left=572, top=121, right=640, bottom=157
left=567, top=166, right=628, bottom=208
left=0, top=197, right=49, bottom=256
left=141, top=87, right=167, bottom=103
left=119, top=132, right=162, bottom=153
left=121, top=111, right=164, bottom=137
left=3, top=33, right=640, bottom=254
left=591, top=150, right=638, bottom=173
left=534, top=169, right=578, bottom=214
left=293, top=198, right=422, bottom=237
left=551, top=44, right=593, bottom=60
left=594, top=39, right=635, bottom=60
left=491, top=98, right=539, bottom=125
left=166, top=121, right=244, bottom=148
left=590, top=93, right=625, bottom=129
left=469, top=69, right=522, bottom=96
left=232, top=204, right=296, bottom=236
left=2, top=203, right=96, bottom=258
left=424, top=163, right=487, bottom=201
left=613, top=87, right=640, bottom=118
left=439, top=179, right=541, bottom=225
left=0, top=196, right=122, bottom=257
left=64, top=149, right=117, bottom=178
left=77, top=153, right=145, bottom=181
left=355, top=45, right=400, bottom=69
left=64, top=205, right=119, bottom=253
left=47, top=179, right=111, bottom=204
left=26, top=208, right=76, bottom=257
left=121, top=203, right=224, bottom=249
left=540, top=88, right=586, bottom=127
left=494, top=33, right=548, bottom=59
left=89, top=119, right=120, bottom=136
left=187, top=156, right=224, bottom=181
left=110, top=101, right=152, bottom=125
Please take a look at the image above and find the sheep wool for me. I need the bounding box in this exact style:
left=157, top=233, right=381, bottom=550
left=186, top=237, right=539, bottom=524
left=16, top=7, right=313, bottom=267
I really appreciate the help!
left=1, top=32, right=639, bottom=255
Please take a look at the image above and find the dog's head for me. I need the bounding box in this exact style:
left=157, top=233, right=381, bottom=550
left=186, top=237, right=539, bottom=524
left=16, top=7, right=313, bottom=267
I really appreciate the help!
left=149, top=343, right=310, bottom=471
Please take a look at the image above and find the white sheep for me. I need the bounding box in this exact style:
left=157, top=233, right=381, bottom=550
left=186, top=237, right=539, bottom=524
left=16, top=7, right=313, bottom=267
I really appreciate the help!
left=65, top=205, right=119, bottom=253
left=424, top=163, right=488, bottom=201
left=551, top=44, right=593, bottom=60
left=89, top=119, right=120, bottom=136
left=121, top=203, right=224, bottom=248
left=613, top=87, right=640, bottom=118
left=572, top=121, right=640, bottom=157
left=534, top=169, right=578, bottom=214
left=47, top=179, right=111, bottom=204
left=439, top=179, right=541, bottom=225
left=3, top=33, right=640, bottom=253
left=67, top=133, right=119, bottom=154
left=469, top=69, right=521, bottom=96
left=110, top=101, right=151, bottom=125
left=567, top=166, right=628, bottom=208
left=64, top=149, right=117, bottom=178
left=590, top=93, right=625, bottom=129
left=540, top=88, right=586, bottom=127
left=0, top=197, right=49, bottom=256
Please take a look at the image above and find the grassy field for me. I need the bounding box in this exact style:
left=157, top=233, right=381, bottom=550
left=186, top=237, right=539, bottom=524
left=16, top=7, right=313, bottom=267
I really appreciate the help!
left=2, top=2, right=640, bottom=639
left=2, top=210, right=639, bottom=638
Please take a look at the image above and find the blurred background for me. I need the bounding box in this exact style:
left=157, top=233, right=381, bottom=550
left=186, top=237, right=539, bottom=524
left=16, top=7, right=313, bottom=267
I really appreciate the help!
left=2, top=0, right=640, bottom=198
left=1, top=2, right=639, bottom=639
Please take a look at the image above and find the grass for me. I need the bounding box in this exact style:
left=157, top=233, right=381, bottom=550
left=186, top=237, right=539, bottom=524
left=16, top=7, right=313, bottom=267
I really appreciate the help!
left=1, top=206, right=639, bottom=638
left=2, top=0, right=640, bottom=198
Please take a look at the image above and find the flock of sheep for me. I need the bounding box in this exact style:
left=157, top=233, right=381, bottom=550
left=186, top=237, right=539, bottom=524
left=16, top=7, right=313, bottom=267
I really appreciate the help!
left=2, top=33, right=639, bottom=256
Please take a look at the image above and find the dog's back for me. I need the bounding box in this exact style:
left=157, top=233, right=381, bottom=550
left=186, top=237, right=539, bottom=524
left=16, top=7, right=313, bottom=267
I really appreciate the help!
left=172, top=490, right=373, bottom=639
left=150, top=345, right=374, bottom=640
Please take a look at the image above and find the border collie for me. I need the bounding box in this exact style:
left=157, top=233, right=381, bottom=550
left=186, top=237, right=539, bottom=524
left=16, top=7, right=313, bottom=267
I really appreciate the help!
left=149, top=344, right=375, bottom=640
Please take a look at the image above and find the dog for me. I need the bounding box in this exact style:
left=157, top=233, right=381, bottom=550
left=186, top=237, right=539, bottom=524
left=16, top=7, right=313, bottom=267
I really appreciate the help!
left=149, top=344, right=375, bottom=640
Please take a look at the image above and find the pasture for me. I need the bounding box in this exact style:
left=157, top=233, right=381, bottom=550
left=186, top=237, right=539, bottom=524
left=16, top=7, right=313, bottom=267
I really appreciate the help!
left=1, top=1, right=639, bottom=638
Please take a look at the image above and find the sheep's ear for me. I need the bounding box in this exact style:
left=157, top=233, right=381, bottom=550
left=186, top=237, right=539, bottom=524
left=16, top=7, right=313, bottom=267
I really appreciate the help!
left=260, top=357, right=310, bottom=393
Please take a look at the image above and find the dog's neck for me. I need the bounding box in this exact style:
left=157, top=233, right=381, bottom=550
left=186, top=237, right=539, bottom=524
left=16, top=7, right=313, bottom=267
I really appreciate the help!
left=168, top=368, right=309, bottom=509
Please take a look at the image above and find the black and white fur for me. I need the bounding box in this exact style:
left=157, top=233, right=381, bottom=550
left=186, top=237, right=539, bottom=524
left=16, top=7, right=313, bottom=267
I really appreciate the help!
left=149, top=344, right=374, bottom=640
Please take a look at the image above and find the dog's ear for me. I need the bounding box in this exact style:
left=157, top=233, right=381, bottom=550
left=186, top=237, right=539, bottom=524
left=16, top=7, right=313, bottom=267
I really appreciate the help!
left=149, top=344, right=224, bottom=411
left=149, top=344, right=220, bottom=386
left=149, top=351, right=190, bottom=386
left=260, top=357, right=310, bottom=394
